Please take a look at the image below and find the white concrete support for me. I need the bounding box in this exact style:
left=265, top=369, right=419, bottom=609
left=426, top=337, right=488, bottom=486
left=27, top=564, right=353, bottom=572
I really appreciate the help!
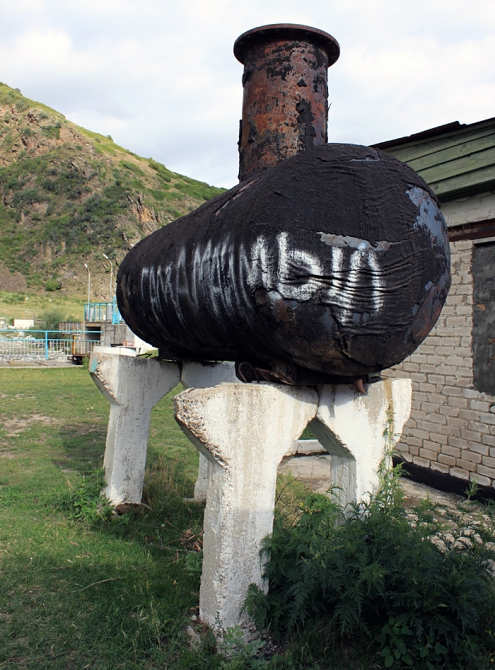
left=89, top=347, right=180, bottom=505
left=174, top=382, right=318, bottom=630
left=181, top=362, right=238, bottom=501
left=193, top=453, right=210, bottom=501
left=309, top=379, right=412, bottom=507
left=180, top=361, right=238, bottom=389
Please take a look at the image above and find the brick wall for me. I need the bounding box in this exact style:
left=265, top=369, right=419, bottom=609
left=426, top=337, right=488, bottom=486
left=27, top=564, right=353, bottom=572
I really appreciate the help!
left=385, top=239, right=495, bottom=487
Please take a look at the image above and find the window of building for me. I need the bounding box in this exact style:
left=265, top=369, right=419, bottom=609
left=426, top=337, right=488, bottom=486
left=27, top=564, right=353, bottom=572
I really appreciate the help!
left=473, top=240, right=495, bottom=395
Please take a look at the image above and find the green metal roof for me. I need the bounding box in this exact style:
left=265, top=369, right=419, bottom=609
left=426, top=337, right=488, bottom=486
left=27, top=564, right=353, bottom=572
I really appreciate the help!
left=372, top=117, right=495, bottom=202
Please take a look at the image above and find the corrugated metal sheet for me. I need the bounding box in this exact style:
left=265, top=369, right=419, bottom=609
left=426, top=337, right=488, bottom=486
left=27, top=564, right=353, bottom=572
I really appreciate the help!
left=373, top=117, right=495, bottom=202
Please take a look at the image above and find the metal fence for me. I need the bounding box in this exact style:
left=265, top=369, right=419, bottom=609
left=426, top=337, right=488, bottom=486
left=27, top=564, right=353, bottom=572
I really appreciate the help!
left=84, top=298, right=124, bottom=324
left=0, top=330, right=102, bottom=361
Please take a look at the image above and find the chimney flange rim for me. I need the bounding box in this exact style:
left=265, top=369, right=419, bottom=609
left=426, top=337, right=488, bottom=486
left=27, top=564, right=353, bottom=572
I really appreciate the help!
left=233, top=23, right=340, bottom=67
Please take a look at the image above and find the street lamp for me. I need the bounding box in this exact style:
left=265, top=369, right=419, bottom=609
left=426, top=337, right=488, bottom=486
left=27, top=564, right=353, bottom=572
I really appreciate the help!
left=84, top=263, right=91, bottom=307
left=103, top=253, right=114, bottom=302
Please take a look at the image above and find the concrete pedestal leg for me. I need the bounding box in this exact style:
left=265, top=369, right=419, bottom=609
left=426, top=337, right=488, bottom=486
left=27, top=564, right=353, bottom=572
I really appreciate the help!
left=89, top=347, right=180, bottom=505
left=174, top=382, right=318, bottom=630
left=309, top=379, right=412, bottom=507
left=193, top=454, right=209, bottom=501
left=180, top=362, right=238, bottom=502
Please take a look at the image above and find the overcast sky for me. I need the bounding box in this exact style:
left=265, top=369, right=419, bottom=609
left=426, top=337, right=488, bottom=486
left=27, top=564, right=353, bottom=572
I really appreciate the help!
left=0, top=0, right=493, bottom=188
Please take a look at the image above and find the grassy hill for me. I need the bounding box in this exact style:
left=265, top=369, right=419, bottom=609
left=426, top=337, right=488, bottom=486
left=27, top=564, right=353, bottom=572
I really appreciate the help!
left=0, top=83, right=225, bottom=300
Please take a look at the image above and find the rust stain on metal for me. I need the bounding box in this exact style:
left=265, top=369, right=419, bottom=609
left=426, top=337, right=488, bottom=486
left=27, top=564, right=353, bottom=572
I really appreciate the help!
left=234, top=24, right=340, bottom=182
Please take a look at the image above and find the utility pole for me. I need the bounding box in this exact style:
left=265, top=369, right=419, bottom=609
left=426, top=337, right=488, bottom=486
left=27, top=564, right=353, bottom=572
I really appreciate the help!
left=84, top=264, right=91, bottom=319
left=103, top=254, right=114, bottom=301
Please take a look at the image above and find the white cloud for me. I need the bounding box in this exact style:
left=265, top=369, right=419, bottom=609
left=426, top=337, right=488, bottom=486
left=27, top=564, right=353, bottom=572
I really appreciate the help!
left=0, top=0, right=493, bottom=187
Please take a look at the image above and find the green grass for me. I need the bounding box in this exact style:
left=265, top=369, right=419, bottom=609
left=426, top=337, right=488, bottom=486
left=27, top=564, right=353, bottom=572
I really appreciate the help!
left=0, top=368, right=377, bottom=669
left=0, top=83, right=65, bottom=119
left=0, top=290, right=85, bottom=323
left=0, top=369, right=208, bottom=669
left=7, top=369, right=490, bottom=669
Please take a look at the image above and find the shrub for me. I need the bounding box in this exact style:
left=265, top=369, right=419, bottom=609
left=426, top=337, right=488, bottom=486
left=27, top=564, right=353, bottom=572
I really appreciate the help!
left=149, top=158, right=174, bottom=182
left=218, top=626, right=267, bottom=669
left=245, top=466, right=495, bottom=669
left=44, top=278, right=61, bottom=292
left=120, top=159, right=145, bottom=177
left=36, top=307, right=66, bottom=331
left=12, top=187, right=44, bottom=206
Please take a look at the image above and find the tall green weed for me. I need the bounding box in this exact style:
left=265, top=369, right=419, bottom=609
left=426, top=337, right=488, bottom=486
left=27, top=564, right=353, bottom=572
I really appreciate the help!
left=246, top=466, right=495, bottom=669
left=59, top=468, right=115, bottom=523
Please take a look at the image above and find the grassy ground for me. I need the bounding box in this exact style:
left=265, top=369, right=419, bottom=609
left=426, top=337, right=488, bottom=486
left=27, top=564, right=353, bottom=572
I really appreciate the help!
left=0, top=368, right=391, bottom=669
left=0, top=291, right=85, bottom=324
left=0, top=368, right=210, bottom=669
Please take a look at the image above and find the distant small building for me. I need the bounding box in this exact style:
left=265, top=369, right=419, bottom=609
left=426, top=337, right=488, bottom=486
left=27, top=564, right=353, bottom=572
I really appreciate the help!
left=374, top=116, right=495, bottom=492
left=81, top=299, right=154, bottom=355
left=12, top=318, right=34, bottom=329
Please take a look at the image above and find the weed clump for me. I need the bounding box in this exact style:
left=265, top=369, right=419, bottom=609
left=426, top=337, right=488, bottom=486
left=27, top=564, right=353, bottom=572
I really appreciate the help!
left=60, top=468, right=114, bottom=523
left=246, top=466, right=495, bottom=669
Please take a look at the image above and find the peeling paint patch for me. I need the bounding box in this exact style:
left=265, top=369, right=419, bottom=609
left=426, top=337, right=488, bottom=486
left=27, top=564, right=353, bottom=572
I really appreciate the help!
left=317, top=232, right=391, bottom=251
left=407, top=186, right=449, bottom=245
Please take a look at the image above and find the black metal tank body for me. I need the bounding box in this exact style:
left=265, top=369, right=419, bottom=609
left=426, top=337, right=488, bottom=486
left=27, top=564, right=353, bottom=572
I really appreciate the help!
left=117, top=142, right=450, bottom=381
left=116, top=24, right=450, bottom=385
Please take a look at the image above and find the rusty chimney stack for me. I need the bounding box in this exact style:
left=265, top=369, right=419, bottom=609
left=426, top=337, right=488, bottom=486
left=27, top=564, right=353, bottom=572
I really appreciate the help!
left=234, top=24, right=340, bottom=182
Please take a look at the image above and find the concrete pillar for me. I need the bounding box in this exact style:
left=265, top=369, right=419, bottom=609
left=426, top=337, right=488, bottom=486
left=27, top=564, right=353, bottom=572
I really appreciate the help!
left=309, top=379, right=412, bottom=507
left=181, top=362, right=238, bottom=501
left=174, top=382, right=318, bottom=630
left=89, top=347, right=180, bottom=505
left=180, top=361, right=238, bottom=389
left=193, top=453, right=209, bottom=501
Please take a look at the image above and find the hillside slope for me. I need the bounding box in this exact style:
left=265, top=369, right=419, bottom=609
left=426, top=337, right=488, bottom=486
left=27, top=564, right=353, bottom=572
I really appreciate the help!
left=0, top=83, right=225, bottom=298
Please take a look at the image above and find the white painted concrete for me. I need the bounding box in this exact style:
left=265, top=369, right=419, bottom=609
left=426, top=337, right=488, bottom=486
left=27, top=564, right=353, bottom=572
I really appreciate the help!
left=181, top=361, right=238, bottom=388
left=92, top=345, right=136, bottom=357
left=89, top=349, right=412, bottom=638
left=181, top=361, right=238, bottom=501
left=89, top=348, right=180, bottom=504
left=13, top=318, right=35, bottom=329
left=174, top=382, right=318, bottom=631
left=91, top=355, right=238, bottom=506
left=134, top=335, right=156, bottom=355
left=193, top=453, right=209, bottom=501
left=310, top=379, right=412, bottom=507
left=442, top=190, right=495, bottom=227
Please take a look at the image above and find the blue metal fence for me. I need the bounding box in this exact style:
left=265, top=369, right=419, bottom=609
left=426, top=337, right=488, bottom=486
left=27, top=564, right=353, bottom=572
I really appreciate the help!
left=84, top=298, right=124, bottom=324
left=0, top=330, right=102, bottom=361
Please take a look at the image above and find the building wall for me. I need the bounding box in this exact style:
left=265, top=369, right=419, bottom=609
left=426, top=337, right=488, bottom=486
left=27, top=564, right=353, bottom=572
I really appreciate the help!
left=385, top=192, right=495, bottom=488
left=12, top=319, right=35, bottom=329
left=440, top=191, right=495, bottom=226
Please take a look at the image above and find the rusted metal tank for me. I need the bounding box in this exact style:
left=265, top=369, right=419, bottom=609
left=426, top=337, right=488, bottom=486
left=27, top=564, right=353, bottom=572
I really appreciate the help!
left=116, top=24, right=451, bottom=386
